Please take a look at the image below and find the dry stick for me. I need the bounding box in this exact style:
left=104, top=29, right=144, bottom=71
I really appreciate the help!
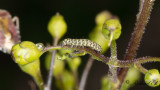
left=45, top=36, right=58, bottom=90
left=79, top=57, right=94, bottom=90
left=117, top=0, right=155, bottom=89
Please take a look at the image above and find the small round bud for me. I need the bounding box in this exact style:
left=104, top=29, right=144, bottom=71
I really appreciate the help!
left=56, top=70, right=74, bottom=90
left=68, top=57, right=81, bottom=71
left=101, top=76, right=110, bottom=90
left=144, top=69, right=160, bottom=87
left=11, top=41, right=42, bottom=65
left=95, top=11, right=111, bottom=25
left=48, top=13, right=67, bottom=40
left=121, top=68, right=140, bottom=90
left=102, top=18, right=121, bottom=41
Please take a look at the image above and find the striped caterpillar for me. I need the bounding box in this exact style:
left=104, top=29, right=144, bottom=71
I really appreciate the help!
left=61, top=38, right=102, bottom=53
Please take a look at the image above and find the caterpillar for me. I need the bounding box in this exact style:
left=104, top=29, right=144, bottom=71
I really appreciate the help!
left=61, top=38, right=102, bottom=53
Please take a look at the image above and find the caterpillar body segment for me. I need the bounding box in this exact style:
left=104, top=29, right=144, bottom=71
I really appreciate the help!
left=61, top=38, right=102, bottom=53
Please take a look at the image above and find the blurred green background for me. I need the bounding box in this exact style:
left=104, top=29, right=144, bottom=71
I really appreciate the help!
left=0, top=0, right=160, bottom=90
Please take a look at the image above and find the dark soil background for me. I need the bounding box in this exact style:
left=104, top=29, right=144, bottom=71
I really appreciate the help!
left=0, top=0, right=160, bottom=90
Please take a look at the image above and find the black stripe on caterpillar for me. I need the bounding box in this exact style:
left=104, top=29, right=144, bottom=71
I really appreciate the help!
left=61, top=38, right=102, bottom=53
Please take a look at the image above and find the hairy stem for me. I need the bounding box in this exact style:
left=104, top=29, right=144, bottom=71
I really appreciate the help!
left=117, top=0, right=155, bottom=89
left=45, top=36, right=58, bottom=90
left=134, top=63, right=148, bottom=74
left=79, top=57, right=94, bottom=90
left=125, top=0, right=155, bottom=60
left=117, top=57, right=160, bottom=68
left=110, top=40, right=117, bottom=60
left=107, top=41, right=119, bottom=90
left=108, top=40, right=118, bottom=83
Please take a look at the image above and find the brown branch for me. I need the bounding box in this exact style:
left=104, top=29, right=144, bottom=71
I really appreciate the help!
left=117, top=0, right=155, bottom=89
left=79, top=57, right=94, bottom=90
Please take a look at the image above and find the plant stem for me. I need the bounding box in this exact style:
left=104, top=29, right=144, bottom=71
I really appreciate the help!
left=109, top=40, right=118, bottom=84
left=107, top=40, right=119, bottom=90
left=110, top=41, right=117, bottom=60
left=125, top=0, right=155, bottom=60
left=42, top=46, right=61, bottom=53
left=117, top=0, right=155, bottom=88
left=79, top=57, right=94, bottom=90
left=134, top=63, right=148, bottom=74
left=117, top=57, right=160, bottom=68
left=45, top=36, right=58, bottom=90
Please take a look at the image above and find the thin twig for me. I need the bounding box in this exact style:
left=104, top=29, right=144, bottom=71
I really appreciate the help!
left=79, top=57, right=94, bottom=90
left=45, top=36, right=58, bottom=90
left=117, top=0, right=155, bottom=89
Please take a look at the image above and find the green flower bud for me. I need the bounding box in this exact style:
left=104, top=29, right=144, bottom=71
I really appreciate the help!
left=102, top=18, right=121, bottom=45
left=95, top=11, right=111, bottom=25
left=68, top=57, right=81, bottom=71
left=45, top=53, right=64, bottom=77
left=56, top=70, right=74, bottom=90
left=53, top=56, right=65, bottom=77
left=144, top=69, right=160, bottom=87
left=121, top=68, right=140, bottom=90
left=48, top=13, right=67, bottom=40
left=101, top=75, right=120, bottom=90
left=101, top=76, right=111, bottom=90
left=11, top=41, right=42, bottom=65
